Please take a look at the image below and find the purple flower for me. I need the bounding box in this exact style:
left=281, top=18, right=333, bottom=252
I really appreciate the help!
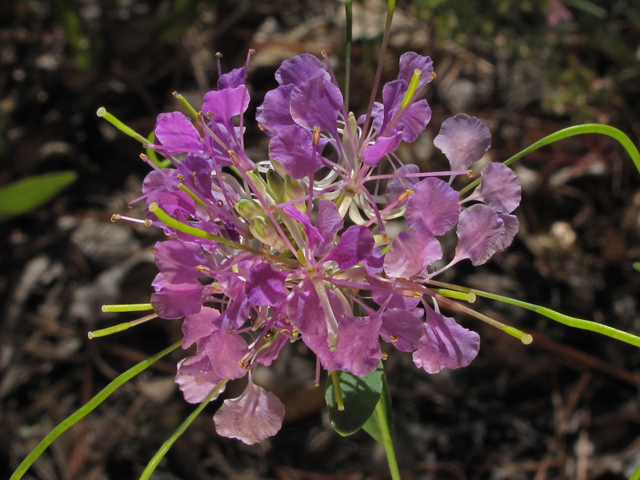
left=117, top=48, right=523, bottom=446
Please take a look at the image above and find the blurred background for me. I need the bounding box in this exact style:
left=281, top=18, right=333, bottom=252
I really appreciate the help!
left=2, top=0, right=640, bottom=478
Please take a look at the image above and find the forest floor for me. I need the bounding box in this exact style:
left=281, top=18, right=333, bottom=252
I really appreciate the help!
left=2, top=0, right=640, bottom=479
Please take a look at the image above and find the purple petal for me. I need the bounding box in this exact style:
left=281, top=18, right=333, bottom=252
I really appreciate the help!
left=315, top=199, right=344, bottom=256
left=412, top=305, right=480, bottom=374
left=275, top=53, right=329, bottom=85
left=324, top=225, right=374, bottom=269
left=362, top=132, right=403, bottom=166
left=453, top=204, right=505, bottom=266
left=380, top=308, right=424, bottom=352
left=244, top=263, right=289, bottom=306
left=201, top=331, right=249, bottom=380
left=213, top=375, right=285, bottom=445
left=177, top=154, right=215, bottom=201
left=256, top=84, right=295, bottom=136
left=217, top=67, right=247, bottom=90
left=384, top=228, right=443, bottom=279
left=386, top=164, right=421, bottom=204
left=477, top=162, right=521, bottom=214
left=182, top=306, right=219, bottom=348
left=373, top=288, right=420, bottom=310
left=498, top=213, right=519, bottom=251
left=398, top=52, right=435, bottom=90
left=202, top=85, right=250, bottom=121
left=283, top=205, right=323, bottom=246
left=154, top=112, right=202, bottom=153
left=433, top=114, right=491, bottom=171
left=304, top=315, right=383, bottom=377
left=153, top=239, right=209, bottom=284
left=290, top=76, right=343, bottom=139
left=405, top=177, right=461, bottom=236
left=175, top=354, right=226, bottom=403
left=364, top=247, right=385, bottom=275
left=215, top=291, right=251, bottom=331
left=269, top=124, right=325, bottom=179
left=151, top=274, right=203, bottom=319
left=287, top=281, right=344, bottom=336
left=396, top=99, right=432, bottom=143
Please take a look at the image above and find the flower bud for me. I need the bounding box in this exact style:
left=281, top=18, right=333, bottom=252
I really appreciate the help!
left=283, top=175, right=307, bottom=213
left=249, top=216, right=288, bottom=252
left=246, top=170, right=268, bottom=200
left=234, top=199, right=266, bottom=221
left=266, top=168, right=284, bottom=201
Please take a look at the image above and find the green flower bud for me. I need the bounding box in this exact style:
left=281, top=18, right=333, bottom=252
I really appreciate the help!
left=283, top=174, right=307, bottom=213
left=234, top=199, right=266, bottom=221
left=266, top=168, right=284, bottom=202
left=249, top=216, right=288, bottom=252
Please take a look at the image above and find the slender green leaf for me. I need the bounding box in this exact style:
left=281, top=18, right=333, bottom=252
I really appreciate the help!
left=362, top=370, right=393, bottom=443
left=0, top=171, right=77, bottom=220
left=325, top=362, right=384, bottom=436
left=10, top=341, right=181, bottom=480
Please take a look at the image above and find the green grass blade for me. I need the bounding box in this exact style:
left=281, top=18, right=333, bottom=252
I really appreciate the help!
left=10, top=341, right=181, bottom=480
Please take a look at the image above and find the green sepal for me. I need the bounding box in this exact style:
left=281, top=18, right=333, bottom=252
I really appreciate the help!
left=0, top=171, right=77, bottom=220
left=362, top=369, right=393, bottom=443
left=325, top=361, right=384, bottom=436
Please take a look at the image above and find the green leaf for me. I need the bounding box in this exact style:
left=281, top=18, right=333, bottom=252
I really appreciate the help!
left=362, top=370, right=393, bottom=443
left=0, top=171, right=77, bottom=220
left=325, top=362, right=384, bottom=436
left=633, top=262, right=640, bottom=273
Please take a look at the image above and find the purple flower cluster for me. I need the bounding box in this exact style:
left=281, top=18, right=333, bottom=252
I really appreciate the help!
left=135, top=52, right=521, bottom=444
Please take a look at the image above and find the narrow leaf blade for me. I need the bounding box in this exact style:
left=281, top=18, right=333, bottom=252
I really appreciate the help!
left=0, top=171, right=77, bottom=220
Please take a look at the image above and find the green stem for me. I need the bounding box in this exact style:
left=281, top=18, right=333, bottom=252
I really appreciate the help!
left=430, top=280, right=640, bottom=348
left=629, top=461, right=640, bottom=480
left=10, top=341, right=182, bottom=480
left=330, top=371, right=345, bottom=411
left=344, top=0, right=352, bottom=110
left=138, top=380, right=228, bottom=480
left=374, top=398, right=401, bottom=480
left=459, top=124, right=640, bottom=197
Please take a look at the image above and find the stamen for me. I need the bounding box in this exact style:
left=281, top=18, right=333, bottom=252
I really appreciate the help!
left=101, top=303, right=154, bottom=313
left=88, top=312, right=158, bottom=339
left=228, top=150, right=239, bottom=165
left=312, top=126, right=321, bottom=146
left=96, top=107, right=148, bottom=144
left=397, top=188, right=413, bottom=203
left=196, top=265, right=211, bottom=274
left=172, top=91, right=200, bottom=123
left=400, top=69, right=421, bottom=109
left=312, top=278, right=340, bottom=350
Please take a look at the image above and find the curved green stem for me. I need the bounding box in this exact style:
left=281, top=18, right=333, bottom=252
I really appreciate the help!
left=430, top=280, right=640, bottom=348
left=375, top=398, right=401, bottom=480
left=139, top=380, right=228, bottom=480
left=10, top=341, right=182, bottom=480
left=459, top=124, right=640, bottom=197
left=629, top=461, right=640, bottom=480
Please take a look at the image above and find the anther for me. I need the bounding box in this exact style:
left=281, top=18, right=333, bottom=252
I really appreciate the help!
left=228, top=150, right=239, bottom=165
left=111, top=214, right=120, bottom=222
left=397, top=188, right=414, bottom=202
left=176, top=174, right=185, bottom=181
left=382, top=352, right=389, bottom=360
left=215, top=52, right=223, bottom=59
left=248, top=48, right=255, bottom=55
left=150, top=247, right=157, bottom=253
left=467, top=170, right=475, bottom=178
left=140, top=153, right=150, bottom=162
left=312, top=126, right=321, bottom=147
left=196, top=265, right=211, bottom=273
left=217, top=200, right=224, bottom=208
left=390, top=335, right=398, bottom=342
